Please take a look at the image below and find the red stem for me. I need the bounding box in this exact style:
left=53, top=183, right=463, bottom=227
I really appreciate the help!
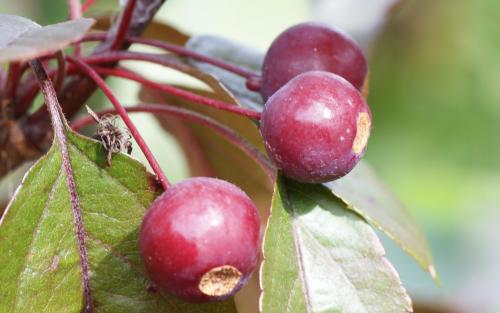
left=66, top=56, right=170, bottom=190
left=29, top=59, right=93, bottom=313
left=246, top=76, right=262, bottom=92
left=68, top=0, right=82, bottom=56
left=79, top=51, right=261, bottom=119
left=0, top=68, right=5, bottom=95
left=4, top=63, right=21, bottom=102
left=81, top=32, right=259, bottom=79
left=15, top=66, right=59, bottom=118
left=16, top=52, right=58, bottom=87
left=19, top=0, right=167, bottom=160
left=111, top=0, right=138, bottom=50
left=82, top=51, right=192, bottom=74
left=81, top=0, right=95, bottom=13
left=54, top=51, right=66, bottom=96
left=15, top=52, right=67, bottom=117
left=25, top=56, right=260, bottom=126
left=68, top=0, right=82, bottom=19
left=71, top=104, right=276, bottom=182
left=89, top=65, right=261, bottom=120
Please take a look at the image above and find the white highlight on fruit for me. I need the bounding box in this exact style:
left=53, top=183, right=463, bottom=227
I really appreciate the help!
left=296, top=101, right=334, bottom=123
left=208, top=207, right=223, bottom=228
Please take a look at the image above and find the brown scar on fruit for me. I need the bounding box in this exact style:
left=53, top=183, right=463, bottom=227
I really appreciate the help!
left=352, top=112, right=371, bottom=154
left=198, top=265, right=242, bottom=297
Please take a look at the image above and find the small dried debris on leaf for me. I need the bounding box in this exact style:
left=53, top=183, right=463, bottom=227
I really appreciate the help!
left=86, top=106, right=132, bottom=166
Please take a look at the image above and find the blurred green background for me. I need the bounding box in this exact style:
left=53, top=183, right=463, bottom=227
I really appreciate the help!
left=1, top=0, right=499, bottom=312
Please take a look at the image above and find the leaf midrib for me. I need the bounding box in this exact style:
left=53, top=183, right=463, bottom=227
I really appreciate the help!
left=3, top=23, right=38, bottom=49
left=286, top=184, right=370, bottom=313
left=281, top=185, right=312, bottom=313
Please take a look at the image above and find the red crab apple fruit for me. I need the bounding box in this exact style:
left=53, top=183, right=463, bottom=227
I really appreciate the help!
left=260, top=22, right=368, bottom=101
left=139, top=177, right=261, bottom=303
left=260, top=70, right=372, bottom=183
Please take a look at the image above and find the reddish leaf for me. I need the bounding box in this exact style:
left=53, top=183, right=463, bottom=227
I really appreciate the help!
left=93, top=15, right=189, bottom=45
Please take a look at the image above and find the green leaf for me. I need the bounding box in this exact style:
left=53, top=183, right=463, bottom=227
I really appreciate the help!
left=324, top=161, right=439, bottom=282
left=186, top=35, right=264, bottom=111
left=0, top=15, right=39, bottom=48
left=0, top=15, right=95, bottom=63
left=0, top=130, right=237, bottom=312
left=260, top=177, right=412, bottom=313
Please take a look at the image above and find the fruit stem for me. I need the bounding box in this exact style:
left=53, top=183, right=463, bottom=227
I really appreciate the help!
left=26, top=61, right=261, bottom=123
left=0, top=68, right=5, bottom=95
left=81, top=0, right=95, bottom=13
left=89, top=65, right=261, bottom=120
left=15, top=64, right=58, bottom=118
left=54, top=51, right=67, bottom=96
left=110, top=0, right=138, bottom=50
left=16, top=52, right=70, bottom=117
left=246, top=76, right=262, bottom=92
left=29, top=59, right=93, bottom=313
left=68, top=0, right=82, bottom=19
left=3, top=62, right=21, bottom=103
left=67, top=0, right=82, bottom=56
left=66, top=56, right=170, bottom=190
left=71, top=103, right=276, bottom=182
left=81, top=32, right=259, bottom=80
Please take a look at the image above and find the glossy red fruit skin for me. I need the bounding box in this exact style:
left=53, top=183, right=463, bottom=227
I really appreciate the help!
left=261, top=22, right=367, bottom=101
left=139, top=177, right=261, bottom=303
left=260, top=71, right=371, bottom=183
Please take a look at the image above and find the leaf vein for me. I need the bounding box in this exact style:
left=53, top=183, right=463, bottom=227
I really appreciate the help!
left=281, top=184, right=312, bottom=313
left=68, top=142, right=147, bottom=210
left=42, top=266, right=74, bottom=312
left=296, top=220, right=368, bottom=313
left=85, top=234, right=184, bottom=313
left=285, top=277, right=299, bottom=313
left=13, top=167, right=62, bottom=313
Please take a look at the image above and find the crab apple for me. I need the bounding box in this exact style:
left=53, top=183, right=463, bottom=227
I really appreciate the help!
left=260, top=22, right=367, bottom=101
left=260, top=71, right=371, bottom=183
left=139, top=177, right=261, bottom=303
